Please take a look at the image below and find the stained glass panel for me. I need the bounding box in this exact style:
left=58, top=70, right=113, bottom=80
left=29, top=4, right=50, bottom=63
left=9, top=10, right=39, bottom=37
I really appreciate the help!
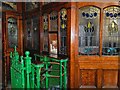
left=8, top=17, right=18, bottom=48
left=59, top=8, right=67, bottom=55
left=78, top=6, right=100, bottom=55
left=102, top=6, right=120, bottom=55
left=50, top=11, right=58, bottom=31
left=43, top=14, right=48, bottom=51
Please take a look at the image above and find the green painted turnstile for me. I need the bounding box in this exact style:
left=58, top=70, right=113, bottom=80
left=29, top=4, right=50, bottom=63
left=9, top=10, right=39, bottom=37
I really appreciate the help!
left=10, top=46, right=68, bottom=89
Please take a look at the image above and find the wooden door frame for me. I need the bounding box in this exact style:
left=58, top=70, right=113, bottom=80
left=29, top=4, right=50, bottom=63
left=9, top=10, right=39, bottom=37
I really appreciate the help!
left=2, top=11, right=23, bottom=89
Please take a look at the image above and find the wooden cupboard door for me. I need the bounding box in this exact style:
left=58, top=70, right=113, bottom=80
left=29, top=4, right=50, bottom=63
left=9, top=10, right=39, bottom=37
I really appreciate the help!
left=2, top=11, right=22, bottom=87
left=74, top=3, right=120, bottom=88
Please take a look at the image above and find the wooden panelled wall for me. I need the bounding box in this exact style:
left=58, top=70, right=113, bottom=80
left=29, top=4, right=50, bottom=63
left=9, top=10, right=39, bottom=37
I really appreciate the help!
left=69, top=2, right=120, bottom=88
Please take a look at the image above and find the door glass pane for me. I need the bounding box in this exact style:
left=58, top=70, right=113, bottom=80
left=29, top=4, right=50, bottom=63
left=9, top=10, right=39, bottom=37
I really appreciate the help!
left=59, top=8, right=67, bottom=55
left=50, top=11, right=58, bottom=31
left=79, top=6, right=100, bottom=55
left=43, top=14, right=48, bottom=51
left=8, top=17, right=18, bottom=48
left=102, top=6, right=120, bottom=56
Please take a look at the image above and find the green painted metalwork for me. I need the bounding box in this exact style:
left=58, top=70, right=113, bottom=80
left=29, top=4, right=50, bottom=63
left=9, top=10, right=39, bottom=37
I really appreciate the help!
left=10, top=46, right=68, bottom=89
left=10, top=46, right=25, bottom=88
left=10, top=46, right=44, bottom=89
left=34, top=54, right=68, bottom=89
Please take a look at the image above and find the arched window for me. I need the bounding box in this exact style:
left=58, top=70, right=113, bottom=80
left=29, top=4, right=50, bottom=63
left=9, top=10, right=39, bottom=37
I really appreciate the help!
left=102, top=6, right=120, bottom=55
left=78, top=6, right=100, bottom=55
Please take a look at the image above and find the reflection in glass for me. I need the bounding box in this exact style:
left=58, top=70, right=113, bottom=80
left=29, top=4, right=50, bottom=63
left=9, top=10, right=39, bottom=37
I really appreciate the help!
left=49, top=34, right=57, bottom=55
left=60, top=8, right=67, bottom=55
left=78, top=6, right=100, bottom=55
left=102, top=6, right=120, bottom=55
left=8, top=17, right=18, bottom=48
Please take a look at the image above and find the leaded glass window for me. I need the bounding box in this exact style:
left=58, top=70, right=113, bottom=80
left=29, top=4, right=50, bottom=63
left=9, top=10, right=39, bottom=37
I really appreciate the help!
left=78, top=6, right=100, bottom=55
left=43, top=14, right=48, bottom=51
left=102, top=6, right=120, bottom=55
left=8, top=17, right=18, bottom=48
left=50, top=11, right=58, bottom=31
left=59, top=8, right=67, bottom=55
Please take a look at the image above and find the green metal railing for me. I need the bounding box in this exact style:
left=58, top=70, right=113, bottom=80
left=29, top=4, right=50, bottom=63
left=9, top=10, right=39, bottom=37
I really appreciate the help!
left=10, top=46, right=68, bottom=89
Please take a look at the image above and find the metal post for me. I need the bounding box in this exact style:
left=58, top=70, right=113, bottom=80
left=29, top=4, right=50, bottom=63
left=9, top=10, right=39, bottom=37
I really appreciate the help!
left=31, top=66, right=35, bottom=88
left=60, top=61, right=62, bottom=90
left=64, top=60, right=67, bottom=90
left=24, top=51, right=31, bottom=88
left=36, top=67, right=40, bottom=88
left=20, top=56, right=25, bottom=88
left=44, top=56, right=49, bottom=88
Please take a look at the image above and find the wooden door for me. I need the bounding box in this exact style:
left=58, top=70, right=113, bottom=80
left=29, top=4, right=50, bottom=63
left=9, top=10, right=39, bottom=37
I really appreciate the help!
left=74, top=2, right=120, bottom=88
left=2, top=11, right=23, bottom=87
left=23, top=14, right=40, bottom=57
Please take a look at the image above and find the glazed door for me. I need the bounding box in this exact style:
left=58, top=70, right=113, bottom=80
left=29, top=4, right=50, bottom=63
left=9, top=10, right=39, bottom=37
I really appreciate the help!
left=2, top=11, right=22, bottom=87
left=75, top=3, right=120, bottom=88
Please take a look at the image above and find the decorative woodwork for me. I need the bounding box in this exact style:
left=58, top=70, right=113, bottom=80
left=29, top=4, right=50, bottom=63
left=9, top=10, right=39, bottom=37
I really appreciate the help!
left=74, top=2, right=120, bottom=88
left=2, top=11, right=23, bottom=88
left=2, top=2, right=23, bottom=88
